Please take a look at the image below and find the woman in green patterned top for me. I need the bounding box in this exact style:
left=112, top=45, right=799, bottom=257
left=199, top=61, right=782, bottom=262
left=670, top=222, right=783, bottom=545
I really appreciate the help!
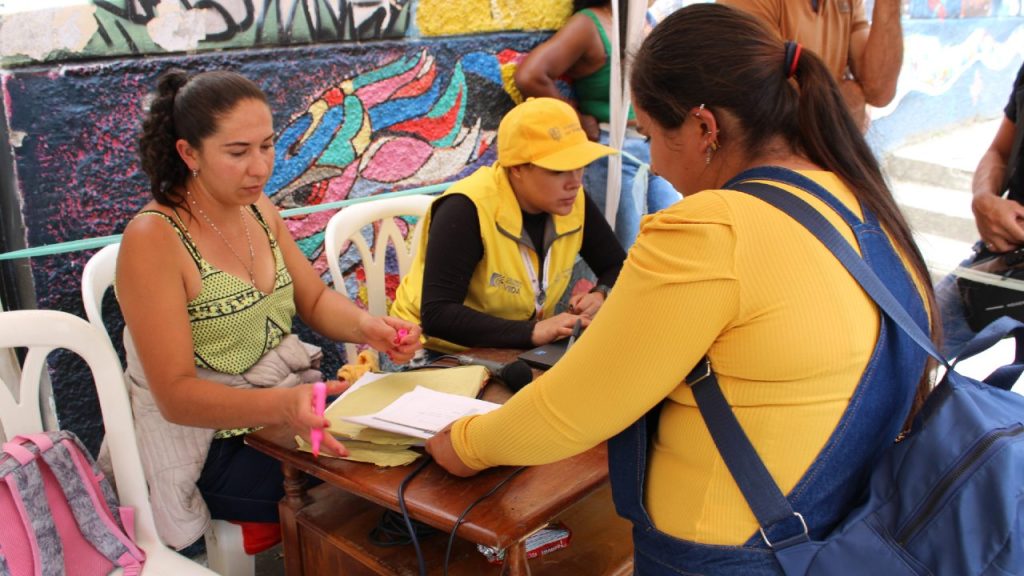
left=118, top=69, right=422, bottom=552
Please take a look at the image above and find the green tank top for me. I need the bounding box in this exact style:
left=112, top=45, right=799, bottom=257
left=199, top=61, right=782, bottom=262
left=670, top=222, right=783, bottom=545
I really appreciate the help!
left=573, top=8, right=635, bottom=123
left=574, top=9, right=613, bottom=122
left=134, top=206, right=296, bottom=375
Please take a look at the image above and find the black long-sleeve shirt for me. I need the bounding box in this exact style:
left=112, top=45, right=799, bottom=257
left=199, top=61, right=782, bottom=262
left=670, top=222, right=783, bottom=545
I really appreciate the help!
left=419, top=193, right=626, bottom=349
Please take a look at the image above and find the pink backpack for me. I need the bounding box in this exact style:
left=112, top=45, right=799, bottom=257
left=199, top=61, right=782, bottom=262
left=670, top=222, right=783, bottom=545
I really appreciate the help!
left=0, top=431, right=146, bottom=576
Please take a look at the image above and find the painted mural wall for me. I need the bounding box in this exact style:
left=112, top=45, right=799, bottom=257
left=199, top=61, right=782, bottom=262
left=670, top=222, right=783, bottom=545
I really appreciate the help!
left=871, top=17, right=1024, bottom=151
left=0, top=33, right=545, bottom=451
left=1, top=0, right=1022, bottom=452
left=0, top=0, right=572, bottom=66
left=0, top=0, right=413, bottom=65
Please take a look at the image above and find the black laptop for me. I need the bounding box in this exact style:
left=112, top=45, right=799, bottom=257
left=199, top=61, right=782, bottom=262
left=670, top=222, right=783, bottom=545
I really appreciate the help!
left=518, top=319, right=584, bottom=370
left=517, top=337, right=570, bottom=370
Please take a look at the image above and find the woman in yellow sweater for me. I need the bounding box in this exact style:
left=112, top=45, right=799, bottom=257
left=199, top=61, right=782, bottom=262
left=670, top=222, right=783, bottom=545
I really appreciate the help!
left=427, top=5, right=939, bottom=574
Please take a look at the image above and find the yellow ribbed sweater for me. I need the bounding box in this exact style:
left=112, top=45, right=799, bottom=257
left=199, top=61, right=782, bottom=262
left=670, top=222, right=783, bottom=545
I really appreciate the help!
left=451, top=171, right=928, bottom=544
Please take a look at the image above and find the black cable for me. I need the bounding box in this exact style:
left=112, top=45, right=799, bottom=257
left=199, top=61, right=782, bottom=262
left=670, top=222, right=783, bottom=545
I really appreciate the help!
left=431, top=354, right=465, bottom=366
left=398, top=454, right=433, bottom=576
left=382, top=356, right=515, bottom=574
left=368, top=509, right=436, bottom=547
left=444, top=466, right=527, bottom=576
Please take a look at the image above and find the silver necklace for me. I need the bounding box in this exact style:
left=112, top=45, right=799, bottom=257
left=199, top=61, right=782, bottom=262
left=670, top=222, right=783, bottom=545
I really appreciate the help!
left=186, top=188, right=257, bottom=287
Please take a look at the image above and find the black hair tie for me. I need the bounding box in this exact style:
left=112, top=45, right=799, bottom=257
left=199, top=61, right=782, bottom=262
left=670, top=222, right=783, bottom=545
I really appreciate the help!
left=783, top=40, right=803, bottom=79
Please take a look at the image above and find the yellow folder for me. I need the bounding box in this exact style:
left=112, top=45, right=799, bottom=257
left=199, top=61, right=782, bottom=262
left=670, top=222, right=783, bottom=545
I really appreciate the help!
left=296, top=365, right=489, bottom=466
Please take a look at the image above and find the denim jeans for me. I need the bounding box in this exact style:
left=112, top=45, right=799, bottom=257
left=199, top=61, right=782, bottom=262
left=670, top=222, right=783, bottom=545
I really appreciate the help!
left=936, top=249, right=980, bottom=359
left=583, top=130, right=681, bottom=250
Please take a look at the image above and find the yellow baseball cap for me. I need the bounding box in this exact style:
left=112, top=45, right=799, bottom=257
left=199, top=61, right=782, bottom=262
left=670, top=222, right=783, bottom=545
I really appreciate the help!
left=497, top=97, right=618, bottom=170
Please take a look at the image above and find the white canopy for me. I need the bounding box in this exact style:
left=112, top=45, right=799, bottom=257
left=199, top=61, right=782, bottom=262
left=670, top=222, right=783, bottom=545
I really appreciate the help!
left=605, top=0, right=651, bottom=230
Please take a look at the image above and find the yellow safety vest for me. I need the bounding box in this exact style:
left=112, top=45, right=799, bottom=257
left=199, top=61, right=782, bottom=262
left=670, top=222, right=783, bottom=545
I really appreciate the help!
left=391, top=164, right=585, bottom=353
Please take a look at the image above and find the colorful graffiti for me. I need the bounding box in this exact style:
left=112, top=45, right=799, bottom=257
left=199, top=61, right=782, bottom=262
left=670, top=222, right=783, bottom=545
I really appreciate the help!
left=0, top=0, right=411, bottom=65
left=863, top=18, right=1022, bottom=160
left=907, top=0, right=1022, bottom=18
left=266, top=47, right=525, bottom=279
left=417, top=0, right=572, bottom=36
left=873, top=21, right=1024, bottom=120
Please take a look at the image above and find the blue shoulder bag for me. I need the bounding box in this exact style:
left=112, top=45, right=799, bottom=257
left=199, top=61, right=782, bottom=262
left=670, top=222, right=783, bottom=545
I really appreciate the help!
left=695, top=180, right=1024, bottom=575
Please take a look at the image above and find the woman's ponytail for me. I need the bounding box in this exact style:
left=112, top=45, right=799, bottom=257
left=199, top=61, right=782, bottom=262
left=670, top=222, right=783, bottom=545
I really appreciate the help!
left=789, top=42, right=940, bottom=418
left=138, top=68, right=190, bottom=206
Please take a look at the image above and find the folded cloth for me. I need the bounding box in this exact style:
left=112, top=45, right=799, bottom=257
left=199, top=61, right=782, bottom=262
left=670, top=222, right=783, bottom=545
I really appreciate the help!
left=337, top=349, right=380, bottom=383
left=124, top=331, right=322, bottom=550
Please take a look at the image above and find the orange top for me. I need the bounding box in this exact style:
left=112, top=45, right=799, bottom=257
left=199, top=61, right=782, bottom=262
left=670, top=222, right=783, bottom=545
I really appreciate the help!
left=719, top=0, right=869, bottom=81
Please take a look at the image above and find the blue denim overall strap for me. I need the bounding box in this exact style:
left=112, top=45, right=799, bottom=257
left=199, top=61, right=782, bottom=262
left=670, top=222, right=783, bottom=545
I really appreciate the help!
left=607, top=168, right=931, bottom=575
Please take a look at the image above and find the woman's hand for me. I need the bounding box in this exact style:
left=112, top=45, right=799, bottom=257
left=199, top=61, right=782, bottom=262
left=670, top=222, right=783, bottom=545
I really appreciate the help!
left=531, top=313, right=590, bottom=346
left=288, top=380, right=350, bottom=457
left=568, top=291, right=605, bottom=318
left=358, top=314, right=423, bottom=363
left=425, top=424, right=479, bottom=477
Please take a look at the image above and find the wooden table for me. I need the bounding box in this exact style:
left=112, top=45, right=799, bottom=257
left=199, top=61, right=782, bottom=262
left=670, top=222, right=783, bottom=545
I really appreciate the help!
left=245, top=350, right=633, bottom=575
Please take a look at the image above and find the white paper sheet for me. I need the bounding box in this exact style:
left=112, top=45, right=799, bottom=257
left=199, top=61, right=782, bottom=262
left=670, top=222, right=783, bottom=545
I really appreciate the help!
left=342, top=386, right=500, bottom=439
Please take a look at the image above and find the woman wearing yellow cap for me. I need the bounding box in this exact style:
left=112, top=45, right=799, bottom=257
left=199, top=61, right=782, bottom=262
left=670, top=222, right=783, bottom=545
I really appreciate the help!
left=390, top=97, right=626, bottom=353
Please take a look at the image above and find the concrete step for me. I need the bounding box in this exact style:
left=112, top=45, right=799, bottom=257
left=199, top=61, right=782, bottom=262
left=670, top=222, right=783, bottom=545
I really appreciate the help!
left=889, top=178, right=975, bottom=276
left=883, top=117, right=1002, bottom=191
left=882, top=117, right=1003, bottom=278
left=886, top=154, right=975, bottom=191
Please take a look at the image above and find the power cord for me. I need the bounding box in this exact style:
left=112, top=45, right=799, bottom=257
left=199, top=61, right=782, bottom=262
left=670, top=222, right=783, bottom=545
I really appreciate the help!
left=443, top=466, right=527, bottom=576
left=368, top=509, right=436, bottom=547
left=426, top=354, right=464, bottom=367
left=373, top=358, right=522, bottom=575
left=396, top=454, right=433, bottom=576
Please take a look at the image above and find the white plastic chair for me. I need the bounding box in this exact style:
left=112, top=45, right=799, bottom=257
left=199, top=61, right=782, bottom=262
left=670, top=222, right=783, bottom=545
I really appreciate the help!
left=0, top=294, right=22, bottom=443
left=0, top=310, right=218, bottom=575
left=82, top=243, right=253, bottom=576
left=324, top=194, right=435, bottom=361
left=81, top=243, right=120, bottom=351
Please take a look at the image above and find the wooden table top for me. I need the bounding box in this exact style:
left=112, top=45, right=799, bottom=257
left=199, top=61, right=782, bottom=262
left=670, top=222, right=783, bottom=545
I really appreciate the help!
left=248, top=428, right=609, bottom=550
left=246, top=348, right=610, bottom=551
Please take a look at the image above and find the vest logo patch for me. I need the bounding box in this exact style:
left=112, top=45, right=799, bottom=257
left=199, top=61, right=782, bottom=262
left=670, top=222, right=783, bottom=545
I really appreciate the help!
left=551, top=267, right=573, bottom=287
left=489, top=272, right=522, bottom=295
